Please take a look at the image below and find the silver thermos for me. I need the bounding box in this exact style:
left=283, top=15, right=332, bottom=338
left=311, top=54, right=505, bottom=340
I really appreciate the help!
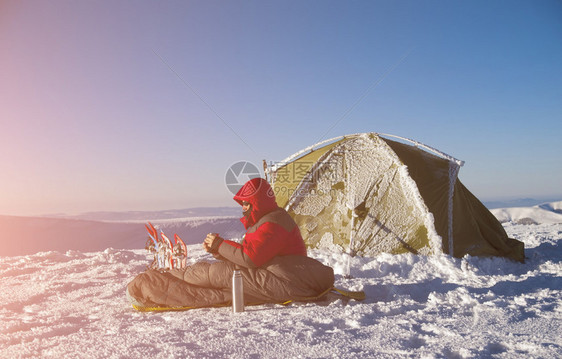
left=232, top=269, right=244, bottom=313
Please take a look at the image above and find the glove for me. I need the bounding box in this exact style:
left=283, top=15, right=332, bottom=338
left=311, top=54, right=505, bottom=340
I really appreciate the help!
left=204, top=233, right=224, bottom=254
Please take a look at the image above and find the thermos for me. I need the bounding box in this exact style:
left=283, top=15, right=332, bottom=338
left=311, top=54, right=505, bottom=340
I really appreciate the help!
left=232, top=269, right=244, bottom=313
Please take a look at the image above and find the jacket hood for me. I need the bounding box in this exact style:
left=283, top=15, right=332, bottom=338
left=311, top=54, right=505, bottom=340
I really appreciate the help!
left=233, top=178, right=278, bottom=229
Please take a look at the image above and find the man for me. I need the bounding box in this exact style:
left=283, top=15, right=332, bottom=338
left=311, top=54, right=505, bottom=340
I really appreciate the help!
left=203, top=177, right=307, bottom=268
left=127, top=178, right=334, bottom=310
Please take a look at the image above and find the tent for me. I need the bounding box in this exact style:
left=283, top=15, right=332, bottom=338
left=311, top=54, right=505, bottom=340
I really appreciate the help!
left=265, top=133, right=524, bottom=262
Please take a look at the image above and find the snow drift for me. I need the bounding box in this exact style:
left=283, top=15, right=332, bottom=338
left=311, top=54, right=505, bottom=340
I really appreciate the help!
left=490, top=201, right=562, bottom=224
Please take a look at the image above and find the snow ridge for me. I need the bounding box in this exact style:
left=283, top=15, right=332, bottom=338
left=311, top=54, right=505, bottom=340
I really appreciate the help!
left=490, top=201, right=562, bottom=224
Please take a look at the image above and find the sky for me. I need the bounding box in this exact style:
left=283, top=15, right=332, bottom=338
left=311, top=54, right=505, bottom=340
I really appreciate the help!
left=1, top=0, right=561, bottom=216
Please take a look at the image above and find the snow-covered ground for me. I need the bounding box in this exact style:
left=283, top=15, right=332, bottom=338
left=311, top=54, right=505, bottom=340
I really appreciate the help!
left=1, top=204, right=561, bottom=358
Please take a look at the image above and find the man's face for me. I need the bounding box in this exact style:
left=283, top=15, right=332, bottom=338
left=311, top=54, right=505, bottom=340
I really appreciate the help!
left=242, top=201, right=251, bottom=216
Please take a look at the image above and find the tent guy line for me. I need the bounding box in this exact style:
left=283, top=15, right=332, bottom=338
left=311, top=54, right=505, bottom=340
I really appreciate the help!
left=151, top=48, right=259, bottom=156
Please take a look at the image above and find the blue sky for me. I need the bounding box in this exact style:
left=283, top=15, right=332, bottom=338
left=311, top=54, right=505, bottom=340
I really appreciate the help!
left=1, top=0, right=561, bottom=216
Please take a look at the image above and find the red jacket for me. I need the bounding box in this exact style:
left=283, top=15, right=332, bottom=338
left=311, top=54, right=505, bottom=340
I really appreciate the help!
left=217, top=178, right=307, bottom=268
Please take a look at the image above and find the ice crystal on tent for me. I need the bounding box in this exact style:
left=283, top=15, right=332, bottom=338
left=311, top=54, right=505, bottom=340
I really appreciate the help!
left=273, top=133, right=440, bottom=257
left=269, top=132, right=523, bottom=261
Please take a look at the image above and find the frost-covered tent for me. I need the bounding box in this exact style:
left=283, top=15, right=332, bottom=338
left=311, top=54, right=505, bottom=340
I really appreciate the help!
left=266, top=133, right=524, bottom=262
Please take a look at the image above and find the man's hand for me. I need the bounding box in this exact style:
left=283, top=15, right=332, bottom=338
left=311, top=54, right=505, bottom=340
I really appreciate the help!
left=203, top=233, right=222, bottom=253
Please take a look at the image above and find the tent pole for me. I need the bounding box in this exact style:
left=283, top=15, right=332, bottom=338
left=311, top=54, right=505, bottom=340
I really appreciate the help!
left=447, top=161, right=461, bottom=256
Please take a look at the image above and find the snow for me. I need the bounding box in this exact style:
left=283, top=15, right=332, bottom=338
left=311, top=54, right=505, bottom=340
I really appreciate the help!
left=490, top=201, right=562, bottom=224
left=1, top=204, right=562, bottom=358
left=287, top=134, right=441, bottom=257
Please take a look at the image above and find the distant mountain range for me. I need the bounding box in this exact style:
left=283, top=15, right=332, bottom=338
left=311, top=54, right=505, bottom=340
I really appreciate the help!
left=0, top=208, right=245, bottom=257
left=1, top=201, right=561, bottom=257
left=490, top=201, right=562, bottom=225
left=47, top=207, right=242, bottom=222
left=41, top=199, right=562, bottom=220
left=483, top=197, right=562, bottom=209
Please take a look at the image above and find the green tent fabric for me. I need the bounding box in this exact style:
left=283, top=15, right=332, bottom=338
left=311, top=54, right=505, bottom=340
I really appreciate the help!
left=267, top=133, right=524, bottom=262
